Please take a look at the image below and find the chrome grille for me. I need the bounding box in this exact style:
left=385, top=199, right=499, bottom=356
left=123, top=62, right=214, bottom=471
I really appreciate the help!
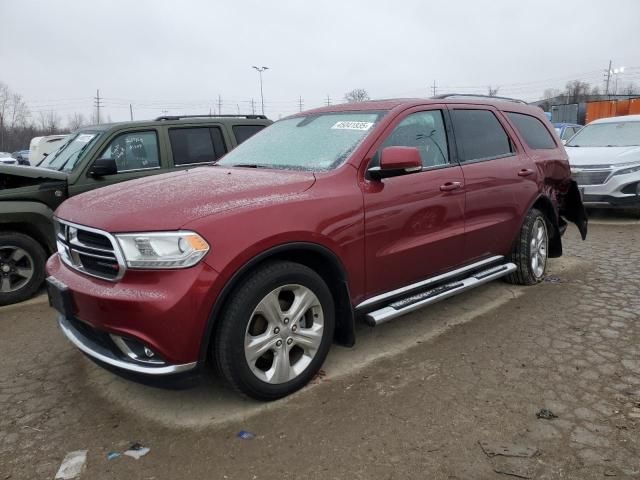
left=571, top=170, right=611, bottom=186
left=55, top=219, right=124, bottom=281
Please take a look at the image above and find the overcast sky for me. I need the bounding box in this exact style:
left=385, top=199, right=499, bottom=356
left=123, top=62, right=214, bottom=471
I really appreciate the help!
left=2, top=0, right=640, bottom=123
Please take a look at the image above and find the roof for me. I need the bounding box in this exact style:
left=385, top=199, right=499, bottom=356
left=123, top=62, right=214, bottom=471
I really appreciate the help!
left=77, top=115, right=271, bottom=133
left=591, top=114, right=640, bottom=124
left=293, top=96, right=534, bottom=118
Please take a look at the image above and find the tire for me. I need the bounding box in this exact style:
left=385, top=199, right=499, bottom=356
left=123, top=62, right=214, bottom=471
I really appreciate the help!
left=0, top=232, right=47, bottom=306
left=506, top=208, right=549, bottom=285
left=214, top=261, right=335, bottom=400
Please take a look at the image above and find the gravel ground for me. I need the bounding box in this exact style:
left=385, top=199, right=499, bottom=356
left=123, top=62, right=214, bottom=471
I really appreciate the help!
left=0, top=216, right=638, bottom=480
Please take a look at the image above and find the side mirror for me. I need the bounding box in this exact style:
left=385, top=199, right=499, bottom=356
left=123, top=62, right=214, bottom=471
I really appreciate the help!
left=368, top=146, right=422, bottom=179
left=89, top=157, right=118, bottom=177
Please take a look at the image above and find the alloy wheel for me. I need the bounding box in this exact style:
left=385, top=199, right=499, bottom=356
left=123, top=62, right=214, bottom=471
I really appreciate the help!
left=0, top=246, right=35, bottom=293
left=244, top=284, right=324, bottom=384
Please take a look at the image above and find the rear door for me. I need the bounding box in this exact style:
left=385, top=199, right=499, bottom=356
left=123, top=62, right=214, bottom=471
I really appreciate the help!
left=363, top=106, right=467, bottom=296
left=448, top=106, right=538, bottom=262
left=167, top=126, right=227, bottom=167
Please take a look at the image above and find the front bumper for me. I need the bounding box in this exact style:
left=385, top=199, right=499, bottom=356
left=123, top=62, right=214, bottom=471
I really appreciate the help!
left=46, top=253, right=221, bottom=374
left=577, top=170, right=640, bottom=208
left=58, top=314, right=197, bottom=375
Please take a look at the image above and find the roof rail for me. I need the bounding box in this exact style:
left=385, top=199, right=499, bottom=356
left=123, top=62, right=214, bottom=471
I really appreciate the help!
left=154, top=114, right=268, bottom=121
left=432, top=93, right=527, bottom=104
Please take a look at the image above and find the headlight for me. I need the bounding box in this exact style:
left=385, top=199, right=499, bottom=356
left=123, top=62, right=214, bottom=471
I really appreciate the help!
left=115, top=231, right=209, bottom=269
left=612, top=163, right=640, bottom=177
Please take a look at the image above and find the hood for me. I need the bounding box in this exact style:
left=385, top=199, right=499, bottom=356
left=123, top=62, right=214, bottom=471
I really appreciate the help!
left=0, top=164, right=68, bottom=182
left=56, top=166, right=316, bottom=232
left=566, top=145, right=640, bottom=167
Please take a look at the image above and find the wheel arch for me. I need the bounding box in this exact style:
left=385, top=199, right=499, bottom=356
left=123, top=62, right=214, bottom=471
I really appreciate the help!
left=198, top=242, right=355, bottom=365
left=529, top=194, right=562, bottom=258
left=0, top=203, right=56, bottom=255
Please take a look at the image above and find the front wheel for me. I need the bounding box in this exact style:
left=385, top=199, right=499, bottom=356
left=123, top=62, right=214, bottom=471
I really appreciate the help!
left=506, top=208, right=549, bottom=285
left=214, top=261, right=335, bottom=400
left=0, top=232, right=47, bottom=306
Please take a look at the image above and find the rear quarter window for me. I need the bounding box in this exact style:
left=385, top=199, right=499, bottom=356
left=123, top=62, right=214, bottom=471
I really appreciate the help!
left=506, top=112, right=557, bottom=150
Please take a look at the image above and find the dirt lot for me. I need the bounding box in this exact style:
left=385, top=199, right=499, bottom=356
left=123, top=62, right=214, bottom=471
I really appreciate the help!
left=1, top=212, right=639, bottom=480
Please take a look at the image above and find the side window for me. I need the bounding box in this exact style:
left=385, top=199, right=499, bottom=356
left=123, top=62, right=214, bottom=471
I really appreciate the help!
left=99, top=131, right=159, bottom=173
left=450, top=109, right=513, bottom=162
left=232, top=125, right=266, bottom=144
left=372, top=110, right=449, bottom=168
left=562, top=127, right=576, bottom=140
left=506, top=112, right=557, bottom=149
left=168, top=127, right=226, bottom=165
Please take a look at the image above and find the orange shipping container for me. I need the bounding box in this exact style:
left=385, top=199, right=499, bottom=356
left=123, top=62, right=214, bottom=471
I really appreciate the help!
left=585, top=100, right=632, bottom=124
left=629, top=98, right=640, bottom=115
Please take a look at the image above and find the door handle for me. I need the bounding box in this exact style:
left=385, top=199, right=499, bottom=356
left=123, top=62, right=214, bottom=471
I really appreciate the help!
left=518, top=169, right=534, bottom=177
left=439, top=181, right=462, bottom=192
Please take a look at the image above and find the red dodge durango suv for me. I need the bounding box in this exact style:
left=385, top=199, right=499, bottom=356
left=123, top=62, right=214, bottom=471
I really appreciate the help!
left=46, top=96, right=588, bottom=399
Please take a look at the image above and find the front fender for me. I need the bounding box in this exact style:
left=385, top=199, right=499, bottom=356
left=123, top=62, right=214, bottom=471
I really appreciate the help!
left=0, top=201, right=56, bottom=252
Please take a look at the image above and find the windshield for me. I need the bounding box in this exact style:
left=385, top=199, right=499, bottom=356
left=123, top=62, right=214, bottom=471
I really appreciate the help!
left=41, top=132, right=101, bottom=171
left=217, top=111, right=387, bottom=171
left=566, top=121, right=640, bottom=147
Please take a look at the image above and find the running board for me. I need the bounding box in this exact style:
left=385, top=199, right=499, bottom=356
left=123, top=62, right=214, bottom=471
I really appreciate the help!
left=365, top=263, right=516, bottom=326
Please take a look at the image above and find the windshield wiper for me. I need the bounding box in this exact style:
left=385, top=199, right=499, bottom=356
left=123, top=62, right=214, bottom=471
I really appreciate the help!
left=57, top=142, right=92, bottom=171
left=232, top=164, right=268, bottom=168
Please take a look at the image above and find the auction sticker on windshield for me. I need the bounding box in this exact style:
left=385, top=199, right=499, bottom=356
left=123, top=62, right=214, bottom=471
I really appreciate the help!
left=331, top=121, right=374, bottom=131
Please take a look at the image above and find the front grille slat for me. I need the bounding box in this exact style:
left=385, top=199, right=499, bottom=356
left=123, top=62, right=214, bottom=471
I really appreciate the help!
left=572, top=170, right=611, bottom=186
left=55, top=219, right=123, bottom=281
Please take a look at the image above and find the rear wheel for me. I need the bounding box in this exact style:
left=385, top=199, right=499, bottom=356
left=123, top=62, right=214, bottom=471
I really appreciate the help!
left=506, top=208, right=549, bottom=285
left=214, top=261, right=335, bottom=400
left=0, top=232, right=47, bottom=306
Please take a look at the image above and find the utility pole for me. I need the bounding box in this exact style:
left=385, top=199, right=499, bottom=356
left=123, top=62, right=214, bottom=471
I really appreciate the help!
left=325, top=95, right=331, bottom=106
left=298, top=96, right=304, bottom=112
left=605, top=59, right=612, bottom=95
left=217, top=95, right=222, bottom=115
left=431, top=80, right=437, bottom=97
left=250, top=98, right=256, bottom=115
left=129, top=104, right=133, bottom=121
left=252, top=66, right=269, bottom=115
left=94, top=89, right=103, bottom=124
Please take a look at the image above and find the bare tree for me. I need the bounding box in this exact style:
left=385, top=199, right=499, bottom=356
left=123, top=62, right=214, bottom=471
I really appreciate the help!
left=542, top=88, right=562, bottom=100
left=344, top=88, right=370, bottom=103
left=564, top=80, right=591, bottom=104
left=621, top=82, right=640, bottom=95
left=67, top=112, right=87, bottom=131
left=38, top=110, right=61, bottom=134
left=487, top=86, right=500, bottom=97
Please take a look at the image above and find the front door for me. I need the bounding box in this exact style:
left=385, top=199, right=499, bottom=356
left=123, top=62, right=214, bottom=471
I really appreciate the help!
left=363, top=107, right=467, bottom=297
left=69, top=129, right=165, bottom=196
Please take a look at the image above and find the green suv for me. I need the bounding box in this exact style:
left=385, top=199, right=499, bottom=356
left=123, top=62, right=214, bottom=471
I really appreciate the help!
left=0, top=114, right=271, bottom=305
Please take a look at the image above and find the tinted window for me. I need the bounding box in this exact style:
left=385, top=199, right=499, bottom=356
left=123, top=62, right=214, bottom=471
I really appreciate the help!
left=506, top=112, right=556, bottom=149
left=169, top=127, right=226, bottom=165
left=99, top=131, right=159, bottom=172
left=562, top=127, right=576, bottom=140
left=450, top=109, right=513, bottom=162
left=372, top=110, right=449, bottom=168
left=233, top=125, right=266, bottom=144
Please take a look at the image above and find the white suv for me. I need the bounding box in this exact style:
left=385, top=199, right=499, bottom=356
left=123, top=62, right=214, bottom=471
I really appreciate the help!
left=566, top=115, right=640, bottom=210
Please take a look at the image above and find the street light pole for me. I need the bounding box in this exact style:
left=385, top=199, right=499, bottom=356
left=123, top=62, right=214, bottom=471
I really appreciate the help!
left=610, top=66, right=625, bottom=96
left=252, top=66, right=269, bottom=116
